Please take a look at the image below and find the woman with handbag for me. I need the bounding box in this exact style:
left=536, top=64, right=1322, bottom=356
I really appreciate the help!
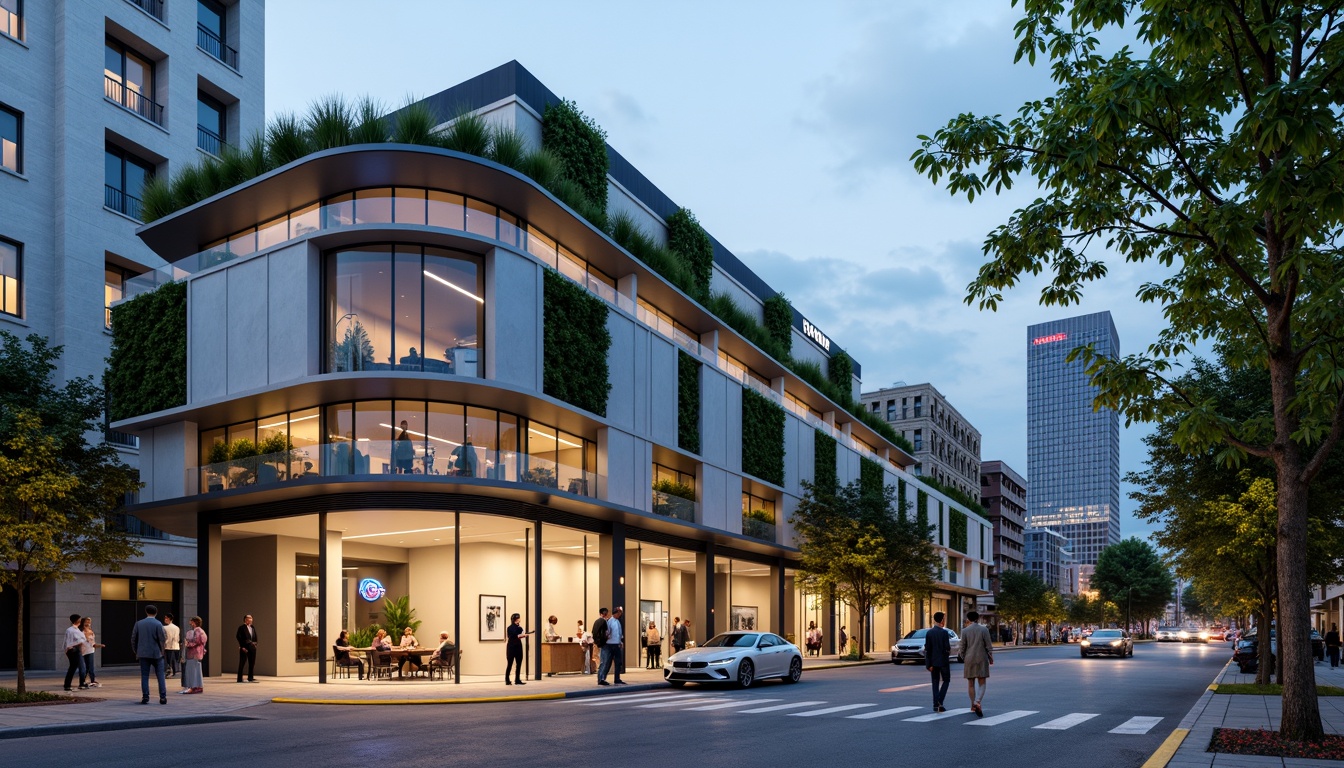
left=181, top=616, right=208, bottom=694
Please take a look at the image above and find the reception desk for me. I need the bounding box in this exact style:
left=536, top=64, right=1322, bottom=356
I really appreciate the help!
left=541, top=641, right=587, bottom=674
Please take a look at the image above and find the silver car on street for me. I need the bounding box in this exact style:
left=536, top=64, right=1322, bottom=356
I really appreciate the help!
left=891, top=627, right=962, bottom=664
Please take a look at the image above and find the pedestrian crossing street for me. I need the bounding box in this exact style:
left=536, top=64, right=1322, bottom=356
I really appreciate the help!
left=562, top=691, right=1164, bottom=734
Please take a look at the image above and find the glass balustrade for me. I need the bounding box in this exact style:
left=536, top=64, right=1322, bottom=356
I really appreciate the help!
left=651, top=490, right=697, bottom=523
left=741, top=514, right=777, bottom=543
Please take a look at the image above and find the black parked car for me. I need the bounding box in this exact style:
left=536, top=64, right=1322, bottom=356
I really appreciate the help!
left=1234, top=630, right=1326, bottom=672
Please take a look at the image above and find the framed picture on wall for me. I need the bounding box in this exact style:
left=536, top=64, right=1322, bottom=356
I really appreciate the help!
left=480, top=595, right=506, bottom=641
left=731, top=605, right=758, bottom=631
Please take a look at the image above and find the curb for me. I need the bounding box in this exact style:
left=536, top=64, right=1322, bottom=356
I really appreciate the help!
left=0, top=714, right=254, bottom=741
left=272, top=681, right=669, bottom=706
left=1140, top=728, right=1189, bottom=768
left=1138, top=660, right=1228, bottom=768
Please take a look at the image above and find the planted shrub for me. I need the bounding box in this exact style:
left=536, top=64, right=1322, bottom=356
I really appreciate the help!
left=741, top=388, right=786, bottom=486
left=859, top=457, right=884, bottom=498
left=678, top=350, right=701, bottom=454
left=921, top=475, right=988, bottom=517
left=543, top=270, right=611, bottom=416
left=763, top=294, right=793, bottom=354
left=607, top=212, right=702, bottom=299
left=666, top=208, right=713, bottom=296
left=813, top=429, right=837, bottom=495
left=828, top=350, right=854, bottom=393
left=541, top=98, right=608, bottom=215
left=653, top=478, right=696, bottom=501
left=107, top=281, right=187, bottom=421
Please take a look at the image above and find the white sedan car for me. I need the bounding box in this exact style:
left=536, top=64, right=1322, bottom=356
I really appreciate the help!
left=664, top=631, right=803, bottom=688
left=892, top=628, right=962, bottom=664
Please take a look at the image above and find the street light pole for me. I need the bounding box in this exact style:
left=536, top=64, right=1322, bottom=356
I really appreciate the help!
left=1127, top=586, right=1133, bottom=635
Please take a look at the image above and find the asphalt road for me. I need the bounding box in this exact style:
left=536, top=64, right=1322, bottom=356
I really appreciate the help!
left=4, top=641, right=1229, bottom=768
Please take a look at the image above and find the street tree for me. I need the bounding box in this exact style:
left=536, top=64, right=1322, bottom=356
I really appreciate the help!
left=912, top=1, right=1344, bottom=738
left=1067, top=593, right=1097, bottom=627
left=0, top=333, right=141, bottom=694
left=791, top=479, right=939, bottom=658
left=1093, top=540, right=1175, bottom=637
left=1181, top=584, right=1208, bottom=624
left=997, top=569, right=1051, bottom=644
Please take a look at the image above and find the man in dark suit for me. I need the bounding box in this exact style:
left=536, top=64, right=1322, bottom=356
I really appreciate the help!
left=925, top=611, right=952, bottom=712
left=236, top=614, right=258, bottom=683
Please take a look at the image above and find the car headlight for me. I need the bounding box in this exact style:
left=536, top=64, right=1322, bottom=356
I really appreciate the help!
left=1080, top=640, right=1091, bottom=647
left=1110, top=640, right=1122, bottom=647
left=706, top=657, right=736, bottom=666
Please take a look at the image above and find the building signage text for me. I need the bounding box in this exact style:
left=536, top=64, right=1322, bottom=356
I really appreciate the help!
left=1032, top=332, right=1068, bottom=346
left=802, top=319, right=832, bottom=352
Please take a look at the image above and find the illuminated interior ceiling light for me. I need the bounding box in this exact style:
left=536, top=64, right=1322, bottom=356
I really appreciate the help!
left=424, top=269, right=484, bottom=303
left=256, top=413, right=319, bottom=430
left=345, top=525, right=456, bottom=540
left=378, top=423, right=460, bottom=447
left=526, top=427, right=582, bottom=449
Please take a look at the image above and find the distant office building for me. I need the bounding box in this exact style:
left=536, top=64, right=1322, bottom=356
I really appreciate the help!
left=1026, top=312, right=1121, bottom=567
left=980, top=460, right=1026, bottom=592
left=1024, top=527, right=1070, bottom=592
left=862, top=383, right=981, bottom=502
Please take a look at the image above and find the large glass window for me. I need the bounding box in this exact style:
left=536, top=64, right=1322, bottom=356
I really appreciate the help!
left=0, top=0, right=22, bottom=42
left=328, top=245, right=481, bottom=376
left=105, top=146, right=154, bottom=220
left=196, top=0, right=237, bottom=68
left=105, top=264, right=130, bottom=328
left=0, top=237, right=19, bottom=317
left=104, top=39, right=160, bottom=124
left=197, top=91, right=226, bottom=155
left=0, top=104, right=19, bottom=173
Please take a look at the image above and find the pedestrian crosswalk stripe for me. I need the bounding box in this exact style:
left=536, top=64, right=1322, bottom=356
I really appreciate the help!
left=789, top=703, right=877, bottom=717
left=637, top=697, right=726, bottom=709
left=847, top=706, right=922, bottom=720
left=579, top=693, right=700, bottom=706
left=567, top=691, right=669, bottom=704
left=1033, top=713, right=1098, bottom=730
left=903, top=707, right=972, bottom=722
left=738, top=700, right=827, bottom=714
left=683, top=699, right=782, bottom=711
left=966, top=710, right=1038, bottom=726
left=1109, top=716, right=1162, bottom=734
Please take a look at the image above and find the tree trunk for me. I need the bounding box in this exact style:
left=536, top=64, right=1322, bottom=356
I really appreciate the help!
left=15, top=581, right=25, bottom=696
left=1256, top=604, right=1273, bottom=687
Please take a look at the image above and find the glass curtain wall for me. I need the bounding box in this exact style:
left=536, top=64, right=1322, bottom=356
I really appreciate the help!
left=634, top=544, right=696, bottom=668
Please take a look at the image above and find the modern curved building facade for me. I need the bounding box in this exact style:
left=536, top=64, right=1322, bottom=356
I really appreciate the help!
left=116, top=65, right=993, bottom=681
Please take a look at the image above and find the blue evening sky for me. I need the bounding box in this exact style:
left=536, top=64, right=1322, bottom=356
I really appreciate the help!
left=265, top=1, right=1179, bottom=540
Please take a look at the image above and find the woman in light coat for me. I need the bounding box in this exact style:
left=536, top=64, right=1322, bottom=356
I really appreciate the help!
left=645, top=621, right=662, bottom=668
left=181, top=616, right=208, bottom=694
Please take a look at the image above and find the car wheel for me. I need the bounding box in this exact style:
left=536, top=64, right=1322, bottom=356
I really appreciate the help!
left=785, top=657, right=802, bottom=684
left=737, top=659, right=755, bottom=689
left=1128, top=646, right=1134, bottom=658
left=892, top=658, right=903, bottom=665
left=668, top=680, right=686, bottom=688
left=1081, top=650, right=1088, bottom=658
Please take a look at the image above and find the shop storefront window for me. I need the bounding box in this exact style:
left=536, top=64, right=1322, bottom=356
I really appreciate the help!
left=296, top=557, right=319, bottom=662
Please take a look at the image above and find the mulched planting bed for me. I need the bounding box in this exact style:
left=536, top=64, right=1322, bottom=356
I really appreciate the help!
left=1210, top=728, right=1344, bottom=760
left=1214, top=683, right=1344, bottom=696
left=0, top=688, right=102, bottom=708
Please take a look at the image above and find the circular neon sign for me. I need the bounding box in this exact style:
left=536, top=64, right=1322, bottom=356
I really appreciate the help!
left=358, top=578, right=386, bottom=602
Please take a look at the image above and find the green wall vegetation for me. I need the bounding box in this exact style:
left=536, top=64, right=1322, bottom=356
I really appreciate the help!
left=921, top=475, right=989, bottom=519
left=741, top=387, right=786, bottom=486
left=666, top=208, right=714, bottom=297
left=678, top=350, right=701, bottom=454
left=541, top=98, right=610, bottom=217
left=859, top=456, right=884, bottom=498
left=898, top=478, right=908, bottom=518
left=813, top=429, right=838, bottom=495
left=949, top=508, right=969, bottom=553
left=107, top=281, right=187, bottom=421
left=917, top=489, right=930, bottom=531
left=543, top=270, right=612, bottom=416
left=763, top=293, right=793, bottom=355
left=827, top=349, right=854, bottom=392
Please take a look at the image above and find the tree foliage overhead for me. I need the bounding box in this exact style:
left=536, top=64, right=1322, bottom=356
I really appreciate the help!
left=791, top=479, right=940, bottom=658
left=912, top=0, right=1344, bottom=739
left=0, top=333, right=141, bottom=694
left=1092, top=538, right=1176, bottom=630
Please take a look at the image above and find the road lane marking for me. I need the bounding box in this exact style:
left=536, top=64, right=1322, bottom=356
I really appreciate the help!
left=879, top=684, right=926, bottom=692
left=847, top=706, right=922, bottom=719
left=683, top=699, right=782, bottom=711
left=567, top=691, right=672, bottom=704
left=1024, top=660, right=1068, bottom=666
left=578, top=693, right=701, bottom=706
left=738, top=701, right=827, bottom=713
left=789, top=704, right=877, bottom=717
left=966, top=710, right=1038, bottom=726
left=1033, top=713, right=1098, bottom=730
left=637, top=697, right=726, bottom=709
left=903, top=707, right=972, bottom=722
left=1110, top=716, right=1163, bottom=734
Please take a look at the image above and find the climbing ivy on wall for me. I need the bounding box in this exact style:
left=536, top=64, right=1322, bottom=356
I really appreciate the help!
left=949, top=509, right=968, bottom=553
left=677, top=350, right=701, bottom=454
left=813, top=429, right=837, bottom=495
left=666, top=207, right=714, bottom=297
left=762, top=294, right=793, bottom=355
left=107, top=281, right=187, bottom=421
left=542, top=99, right=609, bottom=216
left=741, top=387, right=785, bottom=486
left=859, top=457, right=884, bottom=498
left=543, top=269, right=611, bottom=416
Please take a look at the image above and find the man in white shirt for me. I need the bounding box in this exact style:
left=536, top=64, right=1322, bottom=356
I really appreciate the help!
left=163, top=613, right=181, bottom=680
left=606, top=607, right=626, bottom=685
left=62, top=614, right=88, bottom=692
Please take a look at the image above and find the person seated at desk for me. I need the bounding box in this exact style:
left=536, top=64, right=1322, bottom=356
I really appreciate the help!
left=430, top=632, right=456, bottom=671
left=399, top=627, right=424, bottom=675
left=334, top=630, right=365, bottom=680
left=450, top=437, right=479, bottom=477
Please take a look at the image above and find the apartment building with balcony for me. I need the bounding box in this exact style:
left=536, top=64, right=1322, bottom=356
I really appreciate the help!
left=861, top=382, right=982, bottom=503
left=980, top=459, right=1026, bottom=590
left=0, top=0, right=264, bottom=671
left=109, top=61, right=992, bottom=680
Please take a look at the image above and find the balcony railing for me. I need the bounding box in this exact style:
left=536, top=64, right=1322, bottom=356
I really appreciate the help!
left=197, top=25, right=239, bottom=69
left=105, top=429, right=140, bottom=450
left=105, top=185, right=144, bottom=220
left=188, top=441, right=600, bottom=498
left=652, top=490, right=696, bottom=523
left=940, top=568, right=959, bottom=585
left=125, top=0, right=165, bottom=21
left=742, top=514, right=776, bottom=542
left=104, top=75, right=164, bottom=125
left=197, top=126, right=226, bottom=156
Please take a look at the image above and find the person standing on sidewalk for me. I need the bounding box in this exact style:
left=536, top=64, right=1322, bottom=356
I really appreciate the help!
left=163, top=613, right=181, bottom=679
left=925, top=611, right=952, bottom=712
left=593, top=608, right=611, bottom=685
left=79, top=617, right=104, bottom=689
left=62, top=613, right=88, bottom=692
left=504, top=613, right=533, bottom=685
left=961, top=611, right=993, bottom=717
left=131, top=604, right=168, bottom=704
left=1327, top=623, right=1341, bottom=669
left=672, top=617, right=690, bottom=655
left=181, top=616, right=207, bottom=694
left=607, top=607, right=627, bottom=685
left=236, top=614, right=258, bottom=683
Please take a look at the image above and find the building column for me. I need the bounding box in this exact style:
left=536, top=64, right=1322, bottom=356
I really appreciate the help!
left=319, top=519, right=342, bottom=684
left=532, top=521, right=542, bottom=681
left=599, top=523, right=626, bottom=671
left=198, top=519, right=221, bottom=679
left=696, top=548, right=716, bottom=643
left=826, top=585, right=837, bottom=655
left=773, top=559, right=786, bottom=636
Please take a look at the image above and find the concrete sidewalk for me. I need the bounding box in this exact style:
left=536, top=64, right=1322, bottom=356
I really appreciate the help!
left=1159, top=660, right=1344, bottom=767
left=0, top=654, right=881, bottom=738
